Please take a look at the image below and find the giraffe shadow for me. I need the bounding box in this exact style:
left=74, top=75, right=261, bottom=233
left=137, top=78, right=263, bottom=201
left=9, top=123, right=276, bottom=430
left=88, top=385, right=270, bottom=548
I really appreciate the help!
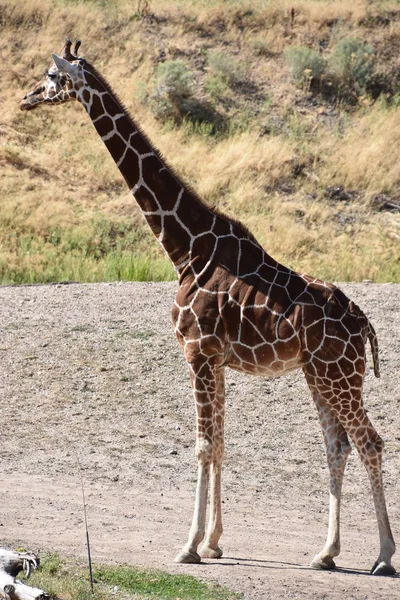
left=206, top=557, right=395, bottom=577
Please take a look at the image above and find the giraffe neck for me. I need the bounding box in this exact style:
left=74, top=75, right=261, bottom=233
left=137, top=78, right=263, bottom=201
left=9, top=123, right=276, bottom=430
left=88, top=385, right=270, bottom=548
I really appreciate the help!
left=77, top=66, right=216, bottom=273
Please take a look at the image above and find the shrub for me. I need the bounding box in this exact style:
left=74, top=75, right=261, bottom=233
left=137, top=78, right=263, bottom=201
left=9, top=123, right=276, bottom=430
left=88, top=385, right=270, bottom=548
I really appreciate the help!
left=207, top=50, right=242, bottom=85
left=285, top=46, right=326, bottom=88
left=204, top=74, right=229, bottom=102
left=329, top=37, right=376, bottom=99
left=204, top=50, right=243, bottom=103
left=149, top=59, right=195, bottom=121
left=148, top=59, right=223, bottom=132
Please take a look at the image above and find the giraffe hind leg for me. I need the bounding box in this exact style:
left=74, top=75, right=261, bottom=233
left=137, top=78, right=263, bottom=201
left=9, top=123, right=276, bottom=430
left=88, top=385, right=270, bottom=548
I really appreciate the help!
left=304, top=364, right=396, bottom=575
left=340, top=409, right=395, bottom=574
left=352, top=417, right=395, bottom=575
left=309, top=390, right=351, bottom=571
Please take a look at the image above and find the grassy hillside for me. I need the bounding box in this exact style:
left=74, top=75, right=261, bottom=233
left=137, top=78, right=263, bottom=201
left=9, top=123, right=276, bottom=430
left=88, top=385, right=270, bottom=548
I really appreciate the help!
left=2, top=0, right=400, bottom=283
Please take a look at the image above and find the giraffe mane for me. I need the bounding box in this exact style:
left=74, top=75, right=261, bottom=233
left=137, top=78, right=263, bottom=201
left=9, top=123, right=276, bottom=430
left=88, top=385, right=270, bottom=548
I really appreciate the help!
left=85, top=61, right=258, bottom=244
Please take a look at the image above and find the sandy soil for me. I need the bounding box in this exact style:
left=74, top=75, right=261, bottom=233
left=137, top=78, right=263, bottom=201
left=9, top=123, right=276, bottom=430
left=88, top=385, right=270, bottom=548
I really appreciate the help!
left=0, top=281, right=399, bottom=599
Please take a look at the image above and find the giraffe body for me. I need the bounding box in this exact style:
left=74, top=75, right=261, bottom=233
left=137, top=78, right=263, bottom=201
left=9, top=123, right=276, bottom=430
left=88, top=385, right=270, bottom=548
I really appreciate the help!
left=20, top=40, right=396, bottom=575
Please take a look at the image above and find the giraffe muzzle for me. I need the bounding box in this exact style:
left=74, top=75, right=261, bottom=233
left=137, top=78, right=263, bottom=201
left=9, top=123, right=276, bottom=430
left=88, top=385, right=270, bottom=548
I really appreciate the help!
left=20, top=86, right=45, bottom=111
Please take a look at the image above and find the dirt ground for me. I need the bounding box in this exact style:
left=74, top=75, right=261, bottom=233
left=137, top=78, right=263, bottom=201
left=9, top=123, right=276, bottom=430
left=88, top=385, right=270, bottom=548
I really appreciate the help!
left=0, top=281, right=399, bottom=599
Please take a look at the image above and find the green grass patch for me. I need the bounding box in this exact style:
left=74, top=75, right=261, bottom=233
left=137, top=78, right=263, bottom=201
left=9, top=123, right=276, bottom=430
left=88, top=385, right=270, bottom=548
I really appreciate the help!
left=23, top=553, right=108, bottom=600
left=23, top=553, right=238, bottom=600
left=0, top=246, right=176, bottom=285
left=0, top=211, right=177, bottom=284
left=95, top=564, right=238, bottom=600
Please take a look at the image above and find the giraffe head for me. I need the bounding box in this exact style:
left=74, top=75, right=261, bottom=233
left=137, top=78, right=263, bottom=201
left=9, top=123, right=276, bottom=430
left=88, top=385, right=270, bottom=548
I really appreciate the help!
left=20, top=39, right=85, bottom=111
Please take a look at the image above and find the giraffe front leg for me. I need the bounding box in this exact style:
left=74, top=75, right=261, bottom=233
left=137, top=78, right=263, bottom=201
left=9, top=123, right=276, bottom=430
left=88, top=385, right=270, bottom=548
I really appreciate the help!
left=310, top=393, right=351, bottom=571
left=200, top=461, right=223, bottom=559
left=174, top=447, right=211, bottom=564
left=174, top=359, right=217, bottom=564
left=200, top=368, right=225, bottom=560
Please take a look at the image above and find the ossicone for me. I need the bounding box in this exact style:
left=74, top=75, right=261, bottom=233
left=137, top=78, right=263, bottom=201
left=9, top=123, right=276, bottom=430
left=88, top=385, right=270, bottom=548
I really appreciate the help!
left=62, top=37, right=82, bottom=61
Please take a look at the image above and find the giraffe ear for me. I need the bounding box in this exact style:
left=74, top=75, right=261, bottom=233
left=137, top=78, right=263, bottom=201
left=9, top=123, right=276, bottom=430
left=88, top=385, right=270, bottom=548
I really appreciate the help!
left=52, top=53, right=77, bottom=75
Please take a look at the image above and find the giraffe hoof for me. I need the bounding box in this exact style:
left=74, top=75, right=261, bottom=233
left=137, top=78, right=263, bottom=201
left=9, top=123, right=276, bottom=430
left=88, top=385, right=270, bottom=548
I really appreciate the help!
left=200, top=545, right=223, bottom=559
left=310, top=555, right=336, bottom=571
left=371, top=561, right=397, bottom=576
left=174, top=551, right=201, bottom=564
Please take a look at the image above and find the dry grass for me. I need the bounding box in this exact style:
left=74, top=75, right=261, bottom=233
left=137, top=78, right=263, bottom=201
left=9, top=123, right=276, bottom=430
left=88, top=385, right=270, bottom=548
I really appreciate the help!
left=1, top=0, right=400, bottom=283
left=326, top=103, right=400, bottom=198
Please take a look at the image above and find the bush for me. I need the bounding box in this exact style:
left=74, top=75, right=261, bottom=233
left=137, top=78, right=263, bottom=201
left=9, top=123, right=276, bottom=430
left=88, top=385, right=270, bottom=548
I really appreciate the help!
left=207, top=50, right=242, bottom=85
left=329, top=37, right=376, bottom=99
left=285, top=46, right=326, bottom=88
left=204, top=50, right=243, bottom=103
left=148, top=59, right=224, bottom=132
left=149, top=59, right=195, bottom=121
left=204, top=74, right=229, bottom=102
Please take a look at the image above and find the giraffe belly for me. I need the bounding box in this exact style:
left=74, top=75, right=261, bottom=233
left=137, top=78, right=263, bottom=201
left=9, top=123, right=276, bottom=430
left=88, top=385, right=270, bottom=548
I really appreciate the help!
left=224, top=338, right=304, bottom=377
left=227, top=358, right=303, bottom=378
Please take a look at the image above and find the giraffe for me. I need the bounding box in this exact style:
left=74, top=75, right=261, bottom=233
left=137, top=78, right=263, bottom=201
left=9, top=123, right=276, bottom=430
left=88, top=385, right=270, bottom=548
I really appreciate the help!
left=20, top=39, right=396, bottom=576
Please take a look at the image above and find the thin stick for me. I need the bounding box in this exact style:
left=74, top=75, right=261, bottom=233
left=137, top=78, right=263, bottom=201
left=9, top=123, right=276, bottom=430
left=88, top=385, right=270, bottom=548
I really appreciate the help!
left=75, top=450, right=94, bottom=594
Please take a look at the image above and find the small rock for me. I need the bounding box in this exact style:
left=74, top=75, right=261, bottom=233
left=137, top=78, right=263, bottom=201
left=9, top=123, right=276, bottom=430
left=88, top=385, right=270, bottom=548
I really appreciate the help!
left=169, top=449, right=178, bottom=455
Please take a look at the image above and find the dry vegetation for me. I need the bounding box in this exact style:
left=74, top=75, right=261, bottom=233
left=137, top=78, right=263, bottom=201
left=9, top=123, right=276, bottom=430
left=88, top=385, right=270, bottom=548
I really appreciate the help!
left=2, top=0, right=400, bottom=283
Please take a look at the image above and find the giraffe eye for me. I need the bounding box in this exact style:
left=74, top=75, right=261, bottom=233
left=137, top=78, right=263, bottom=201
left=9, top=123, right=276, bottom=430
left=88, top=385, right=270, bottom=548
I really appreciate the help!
left=48, top=72, right=57, bottom=80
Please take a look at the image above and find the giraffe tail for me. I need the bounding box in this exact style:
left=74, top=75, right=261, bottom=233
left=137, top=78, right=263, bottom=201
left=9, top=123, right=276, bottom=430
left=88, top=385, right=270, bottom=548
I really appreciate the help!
left=367, top=321, right=380, bottom=378
left=348, top=300, right=380, bottom=378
